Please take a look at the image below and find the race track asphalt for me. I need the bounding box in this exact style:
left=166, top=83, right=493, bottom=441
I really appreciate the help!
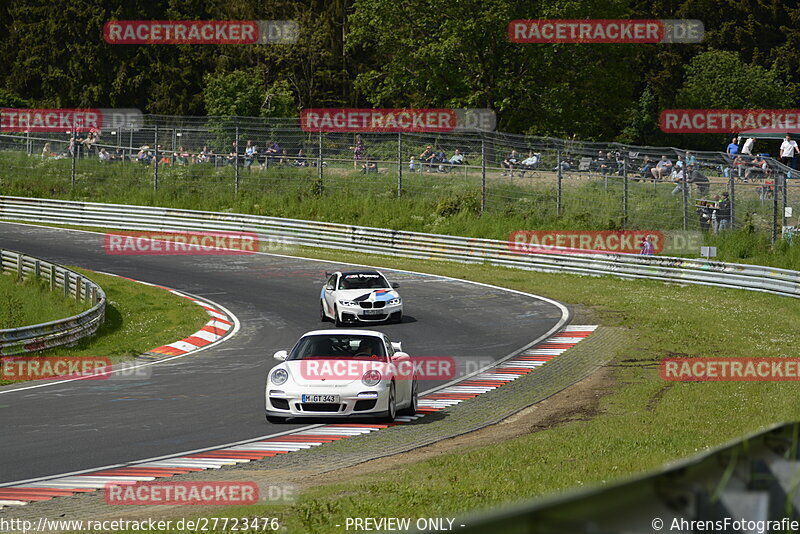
left=0, top=222, right=567, bottom=484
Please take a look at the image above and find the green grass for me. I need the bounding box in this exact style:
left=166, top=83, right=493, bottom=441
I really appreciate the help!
left=68, top=247, right=800, bottom=533
left=0, top=270, right=88, bottom=328
left=2, top=150, right=798, bottom=269
left=0, top=268, right=209, bottom=385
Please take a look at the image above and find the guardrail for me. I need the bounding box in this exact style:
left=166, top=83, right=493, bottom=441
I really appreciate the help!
left=0, top=248, right=106, bottom=356
left=1, top=195, right=799, bottom=300
left=427, top=421, right=800, bottom=533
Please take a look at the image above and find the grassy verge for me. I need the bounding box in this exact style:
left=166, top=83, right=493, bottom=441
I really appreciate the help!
left=73, top=246, right=800, bottom=533
left=0, top=270, right=88, bottom=328
left=0, top=268, right=209, bottom=386
left=2, top=151, right=798, bottom=269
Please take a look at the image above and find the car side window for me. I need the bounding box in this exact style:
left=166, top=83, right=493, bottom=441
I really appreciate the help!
left=326, top=274, right=336, bottom=289
left=383, top=337, right=394, bottom=357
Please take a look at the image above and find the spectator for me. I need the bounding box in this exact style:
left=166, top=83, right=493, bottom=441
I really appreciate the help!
left=432, top=149, right=447, bottom=172
left=294, top=149, right=308, bottom=167
left=41, top=142, right=52, bottom=160
left=136, top=145, right=151, bottom=165
left=732, top=155, right=746, bottom=180
left=227, top=142, right=237, bottom=166
left=448, top=149, right=465, bottom=166
left=745, top=155, right=769, bottom=181
left=98, top=148, right=111, bottom=162
left=639, top=156, right=654, bottom=181
left=409, top=156, right=417, bottom=172
left=670, top=167, right=687, bottom=195
left=741, top=137, right=755, bottom=156
left=726, top=137, right=739, bottom=158
left=419, top=145, right=434, bottom=171
left=670, top=155, right=685, bottom=180
left=686, top=165, right=710, bottom=196
left=518, top=151, right=539, bottom=177
left=758, top=177, right=775, bottom=201
left=175, top=146, right=189, bottom=166
left=650, top=155, right=672, bottom=181
left=195, top=146, right=211, bottom=164
left=280, top=148, right=290, bottom=165
left=599, top=151, right=614, bottom=176
left=640, top=235, right=655, bottom=255
left=351, top=135, right=365, bottom=168
left=780, top=134, right=798, bottom=168
left=361, top=159, right=377, bottom=174
left=244, top=140, right=256, bottom=172
left=502, top=150, right=521, bottom=175
left=717, top=191, right=732, bottom=230
left=685, top=150, right=697, bottom=166
left=114, top=148, right=125, bottom=162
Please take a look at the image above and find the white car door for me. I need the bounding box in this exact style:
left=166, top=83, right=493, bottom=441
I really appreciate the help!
left=323, top=273, right=337, bottom=317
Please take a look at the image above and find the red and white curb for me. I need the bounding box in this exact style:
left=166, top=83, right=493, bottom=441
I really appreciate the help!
left=0, top=325, right=596, bottom=508
left=101, top=274, right=235, bottom=359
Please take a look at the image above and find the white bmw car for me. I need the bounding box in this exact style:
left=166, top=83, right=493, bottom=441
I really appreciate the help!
left=265, top=330, right=418, bottom=423
left=320, top=270, right=403, bottom=325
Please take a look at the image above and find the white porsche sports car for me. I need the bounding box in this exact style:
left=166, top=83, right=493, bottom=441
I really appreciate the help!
left=320, top=270, right=403, bottom=325
left=265, top=329, right=418, bottom=423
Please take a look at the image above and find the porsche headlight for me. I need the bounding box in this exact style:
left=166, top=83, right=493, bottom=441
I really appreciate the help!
left=271, top=368, right=288, bottom=386
left=362, top=369, right=381, bottom=387
left=338, top=300, right=356, bottom=307
left=389, top=298, right=401, bottom=305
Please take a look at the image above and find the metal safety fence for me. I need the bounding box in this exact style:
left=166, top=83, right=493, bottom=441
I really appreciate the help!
left=0, top=116, right=797, bottom=243
left=0, top=249, right=106, bottom=356
left=1, top=196, right=798, bottom=299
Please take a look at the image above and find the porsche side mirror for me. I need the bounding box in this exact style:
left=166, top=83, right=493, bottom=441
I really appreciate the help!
left=273, top=350, right=288, bottom=361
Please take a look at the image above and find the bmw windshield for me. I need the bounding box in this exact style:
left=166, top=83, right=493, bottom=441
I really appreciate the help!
left=338, top=273, right=390, bottom=290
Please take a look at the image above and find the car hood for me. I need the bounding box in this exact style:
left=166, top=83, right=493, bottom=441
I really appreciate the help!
left=281, top=359, right=391, bottom=387
left=335, top=289, right=399, bottom=302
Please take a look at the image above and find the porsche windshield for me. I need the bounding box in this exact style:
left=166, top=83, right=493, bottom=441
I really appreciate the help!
left=338, top=272, right=390, bottom=290
left=288, top=335, right=387, bottom=361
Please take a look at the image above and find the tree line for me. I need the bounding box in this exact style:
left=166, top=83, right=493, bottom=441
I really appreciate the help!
left=0, top=0, right=797, bottom=150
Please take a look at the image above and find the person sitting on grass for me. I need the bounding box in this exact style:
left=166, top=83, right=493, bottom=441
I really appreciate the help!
left=361, top=159, right=378, bottom=174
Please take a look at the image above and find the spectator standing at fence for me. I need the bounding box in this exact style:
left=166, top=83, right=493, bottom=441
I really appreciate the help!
left=640, top=235, right=655, bottom=255
left=758, top=177, right=775, bottom=201
left=351, top=135, right=365, bottom=168
left=780, top=134, right=798, bottom=168
left=650, top=155, right=672, bottom=181
left=227, top=141, right=237, bottom=166
left=717, top=192, right=732, bottom=230
left=741, top=137, right=755, bottom=156
left=409, top=156, right=417, bottom=172
left=41, top=142, right=51, bottom=160
left=244, top=140, right=256, bottom=172
left=726, top=137, right=739, bottom=158
left=686, top=165, right=710, bottom=196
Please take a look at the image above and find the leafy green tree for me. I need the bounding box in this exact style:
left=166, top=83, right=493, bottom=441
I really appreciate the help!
left=675, top=50, right=791, bottom=109
left=203, top=69, right=265, bottom=117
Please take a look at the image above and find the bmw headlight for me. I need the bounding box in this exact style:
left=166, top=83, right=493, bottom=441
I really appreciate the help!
left=271, top=368, right=288, bottom=386
left=361, top=369, right=381, bottom=387
left=338, top=300, right=356, bottom=307
left=389, top=298, right=401, bottom=305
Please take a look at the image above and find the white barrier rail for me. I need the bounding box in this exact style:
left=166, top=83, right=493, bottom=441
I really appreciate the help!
left=0, top=248, right=106, bottom=356
left=1, top=195, right=798, bottom=300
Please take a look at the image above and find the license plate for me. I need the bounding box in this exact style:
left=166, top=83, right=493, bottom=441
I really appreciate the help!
left=362, top=309, right=383, bottom=315
left=302, top=394, right=340, bottom=403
